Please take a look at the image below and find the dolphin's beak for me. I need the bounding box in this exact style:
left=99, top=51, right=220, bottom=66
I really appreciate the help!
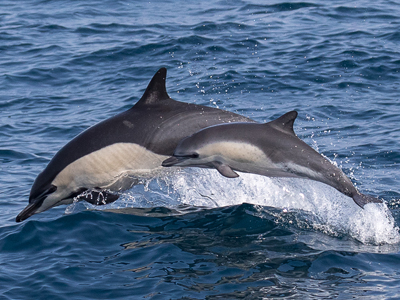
left=162, top=153, right=200, bottom=167
left=16, top=200, right=44, bottom=222
left=162, top=156, right=182, bottom=167
left=16, top=185, right=57, bottom=222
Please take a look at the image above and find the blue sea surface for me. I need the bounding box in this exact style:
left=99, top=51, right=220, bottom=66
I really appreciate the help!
left=1, top=0, right=400, bottom=298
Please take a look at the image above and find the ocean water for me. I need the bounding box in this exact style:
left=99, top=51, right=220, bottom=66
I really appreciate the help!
left=1, top=0, right=400, bottom=298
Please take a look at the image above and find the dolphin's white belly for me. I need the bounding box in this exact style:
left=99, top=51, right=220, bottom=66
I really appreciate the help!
left=200, top=141, right=273, bottom=166
left=198, top=141, right=324, bottom=179
left=51, top=143, right=168, bottom=199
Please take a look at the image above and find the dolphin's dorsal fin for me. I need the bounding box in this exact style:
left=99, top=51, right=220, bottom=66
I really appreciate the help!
left=268, top=111, right=298, bottom=135
left=136, top=68, right=170, bottom=105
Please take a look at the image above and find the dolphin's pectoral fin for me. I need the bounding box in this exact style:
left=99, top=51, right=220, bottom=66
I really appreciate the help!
left=76, top=189, right=120, bottom=205
left=212, top=162, right=239, bottom=178
left=352, top=193, right=383, bottom=208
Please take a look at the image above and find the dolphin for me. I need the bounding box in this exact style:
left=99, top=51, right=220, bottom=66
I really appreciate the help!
left=162, top=111, right=382, bottom=208
left=16, top=68, right=254, bottom=222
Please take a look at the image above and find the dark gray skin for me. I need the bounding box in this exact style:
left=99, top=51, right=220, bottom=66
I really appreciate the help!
left=163, top=111, right=382, bottom=208
left=16, top=68, right=254, bottom=222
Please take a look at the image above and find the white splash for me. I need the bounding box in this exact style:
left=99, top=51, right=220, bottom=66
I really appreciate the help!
left=70, top=168, right=400, bottom=245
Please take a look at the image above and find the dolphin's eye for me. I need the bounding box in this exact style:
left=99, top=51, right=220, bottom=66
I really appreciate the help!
left=190, top=153, right=199, bottom=158
left=49, top=185, right=57, bottom=193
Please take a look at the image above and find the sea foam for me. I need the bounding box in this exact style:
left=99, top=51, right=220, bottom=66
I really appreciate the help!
left=71, top=168, right=400, bottom=245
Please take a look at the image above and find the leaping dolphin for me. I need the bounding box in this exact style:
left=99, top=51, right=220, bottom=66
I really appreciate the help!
left=16, top=68, right=254, bottom=222
left=162, top=111, right=382, bottom=208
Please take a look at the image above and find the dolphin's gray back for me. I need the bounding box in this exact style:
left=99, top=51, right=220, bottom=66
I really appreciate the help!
left=50, top=98, right=251, bottom=170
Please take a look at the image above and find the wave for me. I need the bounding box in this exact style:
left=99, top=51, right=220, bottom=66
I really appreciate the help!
left=68, top=168, right=400, bottom=246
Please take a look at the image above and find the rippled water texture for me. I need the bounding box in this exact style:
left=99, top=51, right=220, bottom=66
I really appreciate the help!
left=1, top=0, right=400, bottom=299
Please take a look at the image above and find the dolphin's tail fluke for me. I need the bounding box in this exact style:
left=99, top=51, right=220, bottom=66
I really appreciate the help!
left=353, top=193, right=383, bottom=208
